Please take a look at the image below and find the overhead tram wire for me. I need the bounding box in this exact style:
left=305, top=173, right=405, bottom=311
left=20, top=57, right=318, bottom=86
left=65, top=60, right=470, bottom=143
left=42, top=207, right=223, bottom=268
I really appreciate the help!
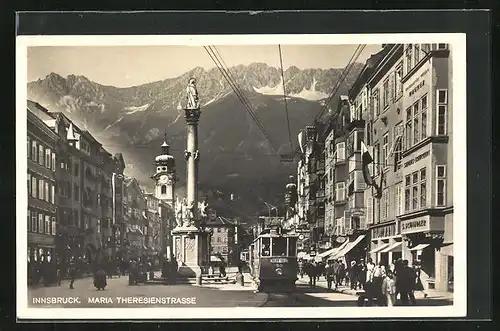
left=205, top=46, right=276, bottom=150
left=278, top=44, right=294, bottom=153
left=292, top=44, right=366, bottom=159
left=204, top=46, right=280, bottom=154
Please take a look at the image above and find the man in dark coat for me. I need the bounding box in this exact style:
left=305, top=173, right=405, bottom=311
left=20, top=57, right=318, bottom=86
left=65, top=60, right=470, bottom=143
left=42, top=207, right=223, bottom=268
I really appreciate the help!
left=398, top=260, right=417, bottom=305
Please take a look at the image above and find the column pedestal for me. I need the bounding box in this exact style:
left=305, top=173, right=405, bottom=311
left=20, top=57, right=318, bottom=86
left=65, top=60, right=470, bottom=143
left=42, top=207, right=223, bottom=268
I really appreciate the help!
left=172, top=227, right=210, bottom=280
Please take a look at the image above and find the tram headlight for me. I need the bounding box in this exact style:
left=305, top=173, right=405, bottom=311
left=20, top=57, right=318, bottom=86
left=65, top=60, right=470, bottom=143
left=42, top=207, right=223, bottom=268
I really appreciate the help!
left=275, top=267, right=283, bottom=276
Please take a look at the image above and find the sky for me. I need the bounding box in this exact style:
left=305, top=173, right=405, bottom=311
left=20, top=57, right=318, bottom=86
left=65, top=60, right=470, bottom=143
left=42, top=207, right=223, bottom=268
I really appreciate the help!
left=27, top=44, right=382, bottom=87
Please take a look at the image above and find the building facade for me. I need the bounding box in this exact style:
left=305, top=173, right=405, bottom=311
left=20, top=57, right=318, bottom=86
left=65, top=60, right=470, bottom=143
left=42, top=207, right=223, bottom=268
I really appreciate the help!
left=111, top=153, right=126, bottom=261
left=362, top=44, right=406, bottom=267
left=398, top=43, right=453, bottom=292
left=123, top=178, right=148, bottom=260
left=27, top=104, right=58, bottom=284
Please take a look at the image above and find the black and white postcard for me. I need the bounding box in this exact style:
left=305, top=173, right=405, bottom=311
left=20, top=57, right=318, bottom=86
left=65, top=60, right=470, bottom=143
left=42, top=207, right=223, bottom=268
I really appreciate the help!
left=16, top=33, right=466, bottom=319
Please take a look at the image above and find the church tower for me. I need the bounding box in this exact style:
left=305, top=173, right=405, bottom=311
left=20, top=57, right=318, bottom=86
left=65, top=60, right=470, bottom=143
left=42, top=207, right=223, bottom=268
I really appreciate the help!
left=152, top=134, right=176, bottom=207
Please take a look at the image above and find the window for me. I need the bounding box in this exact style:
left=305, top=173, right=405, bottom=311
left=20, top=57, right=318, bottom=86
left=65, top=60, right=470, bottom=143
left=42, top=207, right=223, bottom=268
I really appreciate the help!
left=44, top=181, right=49, bottom=202
left=420, top=169, right=427, bottom=208
left=394, top=123, right=404, bottom=169
left=405, top=45, right=413, bottom=74
left=372, top=89, right=380, bottom=117
left=421, top=44, right=431, bottom=54
left=97, top=219, right=101, bottom=234
left=436, top=165, right=447, bottom=206
left=413, top=102, right=420, bottom=145
left=366, top=195, right=373, bottom=224
left=38, top=179, right=44, bottom=200
left=382, top=133, right=389, bottom=169
left=51, top=185, right=55, bottom=204
left=31, top=210, right=37, bottom=232
left=421, top=95, right=428, bottom=139
left=272, top=237, right=287, bottom=256
left=74, top=163, right=79, bottom=177
left=31, top=175, right=37, bottom=198
left=336, top=142, right=345, bottom=162
left=405, top=107, right=413, bottom=149
left=335, top=182, right=345, bottom=201
left=38, top=145, right=44, bottom=166
left=45, top=148, right=51, bottom=169
left=27, top=137, right=31, bottom=159
left=395, top=183, right=402, bottom=216
left=347, top=133, right=355, bottom=156
left=161, top=185, right=167, bottom=194
left=395, top=62, right=403, bottom=99
left=27, top=173, right=31, bottom=196
left=437, top=89, right=448, bottom=135
left=38, top=213, right=44, bottom=234
left=51, top=217, right=57, bottom=235
left=31, top=140, right=37, bottom=161
left=223, top=237, right=227, bottom=244
left=405, top=168, right=428, bottom=212
left=72, top=184, right=78, bottom=201
left=51, top=152, right=56, bottom=171
left=45, top=215, right=51, bottom=234
left=383, top=79, right=390, bottom=109
left=404, top=175, right=411, bottom=212
left=414, top=44, right=420, bottom=63
left=381, top=188, right=389, bottom=221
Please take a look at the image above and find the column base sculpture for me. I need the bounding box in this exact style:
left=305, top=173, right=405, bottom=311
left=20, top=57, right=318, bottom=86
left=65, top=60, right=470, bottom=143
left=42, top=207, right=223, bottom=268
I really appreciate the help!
left=172, top=227, right=210, bottom=283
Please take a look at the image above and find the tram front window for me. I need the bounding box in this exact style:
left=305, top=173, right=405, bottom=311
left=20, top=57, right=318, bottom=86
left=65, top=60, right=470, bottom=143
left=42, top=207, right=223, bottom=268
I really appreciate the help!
left=272, top=237, right=287, bottom=256
left=261, top=238, right=270, bottom=256
left=288, top=238, right=297, bottom=257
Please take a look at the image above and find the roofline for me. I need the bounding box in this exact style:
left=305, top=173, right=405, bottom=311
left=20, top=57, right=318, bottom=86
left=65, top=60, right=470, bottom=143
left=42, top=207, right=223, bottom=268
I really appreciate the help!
left=27, top=109, right=59, bottom=141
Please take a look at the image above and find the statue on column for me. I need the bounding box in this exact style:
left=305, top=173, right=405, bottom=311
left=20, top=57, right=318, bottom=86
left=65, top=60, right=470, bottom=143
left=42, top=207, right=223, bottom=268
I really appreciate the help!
left=186, top=78, right=200, bottom=110
left=183, top=199, right=196, bottom=227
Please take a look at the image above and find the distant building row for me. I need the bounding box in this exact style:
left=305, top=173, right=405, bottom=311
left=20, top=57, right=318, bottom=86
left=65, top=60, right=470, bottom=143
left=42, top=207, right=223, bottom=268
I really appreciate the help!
left=27, top=101, right=175, bottom=283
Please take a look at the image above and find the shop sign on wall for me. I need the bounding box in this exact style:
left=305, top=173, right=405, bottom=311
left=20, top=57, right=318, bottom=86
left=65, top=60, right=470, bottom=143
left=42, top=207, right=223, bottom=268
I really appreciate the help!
left=400, top=218, right=430, bottom=234
left=371, top=223, right=397, bottom=239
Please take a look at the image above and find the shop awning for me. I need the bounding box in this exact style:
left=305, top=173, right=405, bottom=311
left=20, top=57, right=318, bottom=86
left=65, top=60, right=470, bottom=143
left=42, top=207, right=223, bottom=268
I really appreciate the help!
left=369, top=243, right=390, bottom=254
left=409, top=243, right=430, bottom=251
left=318, top=248, right=336, bottom=258
left=327, top=240, right=350, bottom=260
left=380, top=241, right=402, bottom=253
left=334, top=235, right=366, bottom=258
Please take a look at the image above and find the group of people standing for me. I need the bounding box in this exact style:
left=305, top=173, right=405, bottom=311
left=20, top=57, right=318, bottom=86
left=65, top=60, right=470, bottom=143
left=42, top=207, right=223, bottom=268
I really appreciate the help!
left=299, top=256, right=428, bottom=306
left=323, top=257, right=427, bottom=306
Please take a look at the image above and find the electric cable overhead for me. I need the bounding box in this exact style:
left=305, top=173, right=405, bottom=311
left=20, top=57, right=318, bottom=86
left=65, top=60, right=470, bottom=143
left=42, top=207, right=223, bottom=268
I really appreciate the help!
left=278, top=44, right=294, bottom=153
left=293, top=44, right=367, bottom=158
left=204, top=45, right=280, bottom=154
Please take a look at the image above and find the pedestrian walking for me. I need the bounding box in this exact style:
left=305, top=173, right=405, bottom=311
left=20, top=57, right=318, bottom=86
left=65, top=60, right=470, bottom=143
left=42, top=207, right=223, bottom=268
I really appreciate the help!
left=381, top=271, right=396, bottom=306
left=398, top=260, right=417, bottom=305
left=349, top=260, right=358, bottom=290
left=337, top=260, right=346, bottom=287
left=357, top=259, right=367, bottom=290
left=325, top=260, right=335, bottom=290
left=413, top=260, right=428, bottom=298
left=68, top=263, right=77, bottom=290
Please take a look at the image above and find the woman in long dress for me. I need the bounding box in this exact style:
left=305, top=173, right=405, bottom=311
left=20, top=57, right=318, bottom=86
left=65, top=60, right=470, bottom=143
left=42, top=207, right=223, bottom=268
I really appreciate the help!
left=413, top=261, right=428, bottom=298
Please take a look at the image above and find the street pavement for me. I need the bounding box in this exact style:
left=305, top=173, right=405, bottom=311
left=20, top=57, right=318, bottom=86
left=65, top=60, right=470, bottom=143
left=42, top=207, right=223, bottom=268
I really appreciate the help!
left=27, top=274, right=453, bottom=308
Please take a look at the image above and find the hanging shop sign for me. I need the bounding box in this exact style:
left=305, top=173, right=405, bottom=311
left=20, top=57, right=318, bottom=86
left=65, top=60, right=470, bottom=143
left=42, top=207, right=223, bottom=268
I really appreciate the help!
left=400, top=217, right=430, bottom=234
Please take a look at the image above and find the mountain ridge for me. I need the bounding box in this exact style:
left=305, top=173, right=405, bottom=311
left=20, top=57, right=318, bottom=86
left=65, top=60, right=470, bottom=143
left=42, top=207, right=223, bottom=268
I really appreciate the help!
left=27, top=62, right=363, bottom=220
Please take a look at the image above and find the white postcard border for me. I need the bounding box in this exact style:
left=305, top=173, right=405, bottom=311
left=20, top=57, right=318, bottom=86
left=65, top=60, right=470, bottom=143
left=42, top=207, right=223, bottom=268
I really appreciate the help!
left=16, top=33, right=467, bottom=320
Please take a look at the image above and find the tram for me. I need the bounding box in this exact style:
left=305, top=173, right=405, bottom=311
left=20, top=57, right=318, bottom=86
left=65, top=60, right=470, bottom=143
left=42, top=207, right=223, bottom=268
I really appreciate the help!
left=248, top=226, right=298, bottom=291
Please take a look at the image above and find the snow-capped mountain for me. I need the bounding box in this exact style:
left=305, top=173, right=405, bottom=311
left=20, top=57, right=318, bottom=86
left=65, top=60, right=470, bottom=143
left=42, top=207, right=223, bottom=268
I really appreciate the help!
left=27, top=62, right=363, bottom=219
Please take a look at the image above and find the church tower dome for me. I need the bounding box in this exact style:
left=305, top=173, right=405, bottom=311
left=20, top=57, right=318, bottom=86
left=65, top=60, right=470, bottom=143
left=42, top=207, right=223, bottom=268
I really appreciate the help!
left=152, top=133, right=176, bottom=207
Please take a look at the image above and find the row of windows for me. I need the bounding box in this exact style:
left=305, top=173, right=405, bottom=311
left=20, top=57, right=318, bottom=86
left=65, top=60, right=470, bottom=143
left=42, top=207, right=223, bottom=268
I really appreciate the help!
left=404, top=165, right=447, bottom=212
left=404, top=43, right=448, bottom=77
left=28, top=210, right=56, bottom=235
left=28, top=137, right=56, bottom=172
left=28, top=173, right=56, bottom=205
